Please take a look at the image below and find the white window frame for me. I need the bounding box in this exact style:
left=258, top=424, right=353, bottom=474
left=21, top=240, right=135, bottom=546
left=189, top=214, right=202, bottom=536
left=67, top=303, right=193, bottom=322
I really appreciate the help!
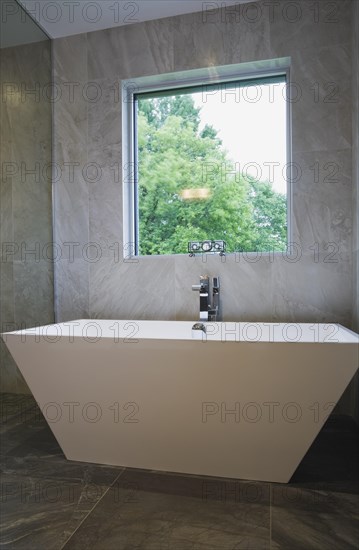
left=122, top=57, right=292, bottom=258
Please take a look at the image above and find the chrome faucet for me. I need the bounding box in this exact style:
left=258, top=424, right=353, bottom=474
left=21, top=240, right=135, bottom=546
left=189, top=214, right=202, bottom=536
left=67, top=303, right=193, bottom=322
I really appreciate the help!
left=192, top=276, right=220, bottom=322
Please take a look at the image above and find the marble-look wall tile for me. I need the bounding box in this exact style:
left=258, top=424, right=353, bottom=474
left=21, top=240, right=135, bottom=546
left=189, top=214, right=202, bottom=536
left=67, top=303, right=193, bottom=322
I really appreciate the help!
left=13, top=260, right=54, bottom=329
left=174, top=10, right=238, bottom=71
left=6, top=44, right=52, bottom=260
left=87, top=18, right=174, bottom=81
left=9, top=40, right=51, bottom=84
left=351, top=0, right=359, bottom=424
left=0, top=41, right=53, bottom=394
left=0, top=261, right=24, bottom=394
left=87, top=27, right=121, bottom=81
left=53, top=34, right=89, bottom=259
left=90, top=256, right=175, bottom=320
left=217, top=255, right=274, bottom=321
left=290, top=44, right=352, bottom=154
left=89, top=176, right=123, bottom=259
left=0, top=262, right=14, bottom=329
left=173, top=3, right=271, bottom=71
left=0, top=87, right=13, bottom=257
left=232, top=1, right=273, bottom=63
left=0, top=43, right=52, bottom=259
left=272, top=255, right=352, bottom=325
left=293, top=149, right=352, bottom=193
left=0, top=178, right=13, bottom=260
left=55, top=259, right=89, bottom=322
left=52, top=164, right=89, bottom=261
left=353, top=0, right=359, bottom=331
left=291, top=149, right=352, bottom=258
left=12, top=169, right=53, bottom=261
left=6, top=42, right=53, bottom=254
left=53, top=35, right=91, bottom=323
left=54, top=35, right=87, bottom=82
left=269, top=0, right=352, bottom=55
left=292, top=190, right=352, bottom=264
left=87, top=78, right=122, bottom=162
left=87, top=78, right=123, bottom=254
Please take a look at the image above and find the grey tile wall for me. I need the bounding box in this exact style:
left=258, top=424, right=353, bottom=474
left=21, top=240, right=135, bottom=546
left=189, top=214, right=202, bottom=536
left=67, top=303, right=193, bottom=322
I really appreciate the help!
left=53, top=35, right=90, bottom=318
left=52, top=2, right=357, bottom=410
left=351, top=0, right=359, bottom=423
left=353, top=0, right=359, bottom=330
left=55, top=0, right=353, bottom=325
left=0, top=41, right=53, bottom=394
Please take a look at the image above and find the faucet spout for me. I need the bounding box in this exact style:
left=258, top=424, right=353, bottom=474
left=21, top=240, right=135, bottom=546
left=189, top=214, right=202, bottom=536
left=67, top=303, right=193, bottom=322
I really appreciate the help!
left=211, top=277, right=220, bottom=319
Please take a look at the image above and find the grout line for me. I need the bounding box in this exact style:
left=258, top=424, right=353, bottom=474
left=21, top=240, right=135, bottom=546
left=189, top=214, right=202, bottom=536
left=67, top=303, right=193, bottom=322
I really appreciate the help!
left=59, top=467, right=127, bottom=550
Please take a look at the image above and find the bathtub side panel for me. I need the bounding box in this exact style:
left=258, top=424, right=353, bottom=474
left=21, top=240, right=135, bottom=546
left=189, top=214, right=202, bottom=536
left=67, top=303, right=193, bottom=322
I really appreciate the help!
left=2, top=335, right=358, bottom=483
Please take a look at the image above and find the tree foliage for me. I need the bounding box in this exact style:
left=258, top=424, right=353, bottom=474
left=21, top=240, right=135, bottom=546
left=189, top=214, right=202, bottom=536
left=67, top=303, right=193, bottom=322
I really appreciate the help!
left=137, top=95, right=287, bottom=255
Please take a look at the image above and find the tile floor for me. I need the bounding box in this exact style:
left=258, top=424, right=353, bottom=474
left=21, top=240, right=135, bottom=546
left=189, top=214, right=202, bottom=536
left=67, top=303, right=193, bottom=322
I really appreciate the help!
left=0, top=393, right=358, bottom=549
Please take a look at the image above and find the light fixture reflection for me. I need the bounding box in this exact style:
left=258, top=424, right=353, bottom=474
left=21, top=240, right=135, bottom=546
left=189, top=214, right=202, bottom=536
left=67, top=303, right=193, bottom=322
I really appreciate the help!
left=181, top=188, right=211, bottom=200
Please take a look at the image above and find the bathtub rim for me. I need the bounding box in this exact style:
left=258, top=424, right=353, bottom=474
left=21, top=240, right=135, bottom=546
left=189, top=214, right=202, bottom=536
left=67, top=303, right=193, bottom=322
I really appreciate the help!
left=2, top=319, right=359, bottom=345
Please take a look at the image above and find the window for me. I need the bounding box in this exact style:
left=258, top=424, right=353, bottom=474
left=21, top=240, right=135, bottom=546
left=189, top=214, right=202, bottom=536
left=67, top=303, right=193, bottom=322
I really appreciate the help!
left=123, top=61, right=291, bottom=257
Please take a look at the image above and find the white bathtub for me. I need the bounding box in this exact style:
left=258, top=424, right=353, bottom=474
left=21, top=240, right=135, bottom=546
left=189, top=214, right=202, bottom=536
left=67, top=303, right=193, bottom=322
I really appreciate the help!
left=2, top=320, right=358, bottom=483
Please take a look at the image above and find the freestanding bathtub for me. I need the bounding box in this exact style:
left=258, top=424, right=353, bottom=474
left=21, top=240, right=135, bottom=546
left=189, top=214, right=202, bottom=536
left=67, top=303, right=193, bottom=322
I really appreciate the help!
left=2, top=320, right=358, bottom=483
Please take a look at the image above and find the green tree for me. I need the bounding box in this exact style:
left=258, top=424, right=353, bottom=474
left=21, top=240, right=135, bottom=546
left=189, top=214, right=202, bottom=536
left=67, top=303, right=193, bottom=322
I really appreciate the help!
left=137, top=96, right=287, bottom=255
left=248, top=178, right=287, bottom=251
left=139, top=95, right=201, bottom=131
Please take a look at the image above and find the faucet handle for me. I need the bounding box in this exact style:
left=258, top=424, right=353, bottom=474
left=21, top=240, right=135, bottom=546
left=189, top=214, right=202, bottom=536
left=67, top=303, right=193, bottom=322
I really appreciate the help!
left=192, top=284, right=202, bottom=292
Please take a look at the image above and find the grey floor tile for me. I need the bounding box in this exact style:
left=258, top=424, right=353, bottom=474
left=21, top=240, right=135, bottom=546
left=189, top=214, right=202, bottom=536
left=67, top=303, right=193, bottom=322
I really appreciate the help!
left=0, top=393, right=38, bottom=428
left=1, top=472, right=113, bottom=549
left=1, top=415, right=64, bottom=460
left=271, top=485, right=359, bottom=550
left=62, top=469, right=271, bottom=550
left=1, top=454, right=123, bottom=485
left=0, top=461, right=123, bottom=549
